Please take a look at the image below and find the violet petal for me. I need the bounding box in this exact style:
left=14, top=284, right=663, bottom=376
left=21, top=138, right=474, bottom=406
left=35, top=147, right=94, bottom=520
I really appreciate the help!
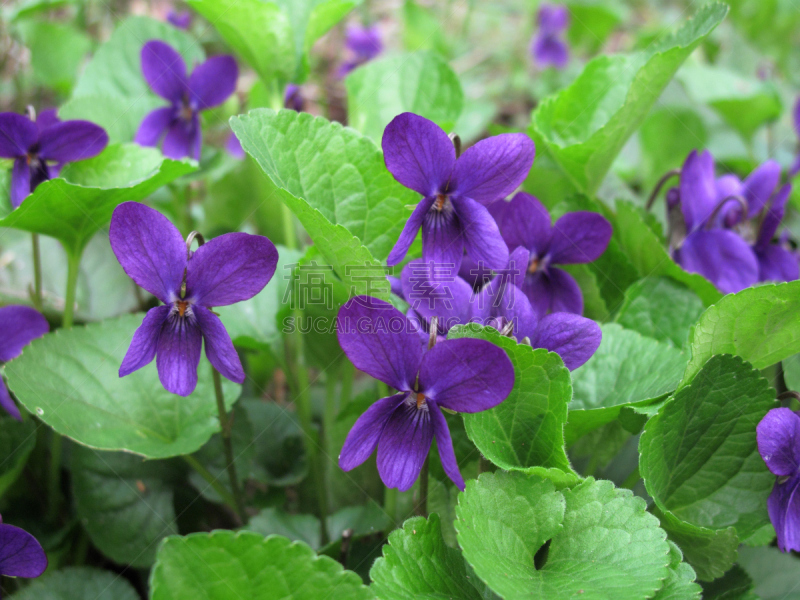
left=743, top=160, right=781, bottom=218
left=429, top=401, right=464, bottom=490
left=37, top=120, right=108, bottom=163
left=534, top=312, right=601, bottom=370
left=119, top=305, right=170, bottom=377
left=141, top=40, right=188, bottom=102
left=156, top=312, right=203, bottom=397
left=0, top=305, right=49, bottom=362
left=0, top=523, right=47, bottom=578
left=10, top=157, right=31, bottom=209
left=675, top=229, right=759, bottom=294
left=457, top=196, right=510, bottom=271
left=757, top=408, right=800, bottom=477
left=549, top=211, right=612, bottom=265
left=339, top=393, right=406, bottom=471
left=194, top=305, right=244, bottom=384
left=134, top=107, right=174, bottom=147
left=0, top=379, right=22, bottom=421
left=493, top=192, right=553, bottom=257
left=767, top=475, right=800, bottom=553
left=0, top=113, right=37, bottom=158
left=189, top=55, right=238, bottom=109
left=387, top=195, right=436, bottom=266
left=376, top=398, right=433, bottom=491
left=421, top=202, right=465, bottom=273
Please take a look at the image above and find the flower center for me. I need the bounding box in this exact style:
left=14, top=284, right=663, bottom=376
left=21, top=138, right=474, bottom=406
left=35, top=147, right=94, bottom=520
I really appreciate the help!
left=415, top=392, right=427, bottom=409
left=434, top=194, right=450, bottom=212
left=176, top=299, right=190, bottom=317
left=528, top=256, right=541, bottom=274
left=179, top=97, right=195, bottom=122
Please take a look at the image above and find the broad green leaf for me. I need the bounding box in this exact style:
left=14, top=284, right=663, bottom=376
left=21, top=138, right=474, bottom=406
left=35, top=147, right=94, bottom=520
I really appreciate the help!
left=217, top=246, right=301, bottom=353
left=615, top=277, right=705, bottom=347
left=782, top=351, right=800, bottom=392
left=738, top=546, right=800, bottom=600
left=640, top=355, right=776, bottom=539
left=683, top=281, right=800, bottom=384
left=326, top=501, right=391, bottom=542
left=456, top=472, right=670, bottom=599
left=0, top=412, right=36, bottom=497
left=240, top=398, right=308, bottom=487
left=678, top=64, right=781, bottom=141
left=149, top=531, right=374, bottom=599
left=655, top=508, right=739, bottom=582
left=530, top=2, right=727, bottom=195
left=726, top=0, right=800, bottom=68
left=6, top=0, right=75, bottom=22
left=614, top=201, right=723, bottom=306
left=700, top=565, right=757, bottom=600
left=232, top=109, right=416, bottom=298
left=10, top=566, right=139, bottom=600
left=346, top=51, right=464, bottom=143
left=0, top=230, right=142, bottom=322
left=60, top=16, right=205, bottom=143
left=639, top=107, right=707, bottom=190
left=245, top=508, right=322, bottom=549
left=17, top=21, right=91, bottom=95
left=370, top=514, right=487, bottom=600
left=568, top=323, right=687, bottom=440
left=652, top=541, right=702, bottom=600
left=447, top=324, right=573, bottom=473
left=188, top=0, right=356, bottom=88
left=565, top=0, right=626, bottom=54
left=4, top=314, right=238, bottom=459
left=0, top=144, right=194, bottom=256
left=71, top=446, right=180, bottom=568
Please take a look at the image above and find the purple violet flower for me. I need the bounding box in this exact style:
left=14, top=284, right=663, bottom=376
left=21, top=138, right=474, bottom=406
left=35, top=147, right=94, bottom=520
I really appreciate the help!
left=531, top=4, right=570, bottom=70
left=339, top=24, right=383, bottom=77
left=225, top=132, right=245, bottom=160
left=383, top=113, right=535, bottom=272
left=672, top=150, right=764, bottom=294
left=135, top=40, right=238, bottom=161
left=0, top=306, right=49, bottom=420
left=757, top=407, right=800, bottom=552
left=284, top=84, right=304, bottom=112
left=109, top=202, right=278, bottom=396
left=400, top=249, right=602, bottom=370
left=167, top=9, right=192, bottom=30
left=0, top=111, right=107, bottom=208
left=337, top=296, right=514, bottom=490
left=752, top=184, right=798, bottom=283
left=490, top=192, right=612, bottom=318
left=0, top=515, right=47, bottom=583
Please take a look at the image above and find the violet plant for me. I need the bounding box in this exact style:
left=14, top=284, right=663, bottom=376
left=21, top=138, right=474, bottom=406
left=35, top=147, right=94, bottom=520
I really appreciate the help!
left=1, top=2, right=800, bottom=598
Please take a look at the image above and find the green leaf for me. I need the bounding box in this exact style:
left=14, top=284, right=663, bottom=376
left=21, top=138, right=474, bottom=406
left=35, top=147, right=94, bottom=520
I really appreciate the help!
left=683, top=281, right=800, bottom=384
left=678, top=64, right=782, bottom=141
left=614, top=201, right=722, bottom=306
left=447, top=324, right=573, bottom=473
left=614, top=277, right=705, bottom=347
left=245, top=508, right=322, bottom=549
left=232, top=109, right=416, bottom=298
left=60, top=16, right=205, bottom=143
left=639, top=107, right=707, bottom=191
left=71, top=446, right=180, bottom=568
left=565, top=0, right=626, bottom=53
left=149, top=531, right=374, bottom=599
left=0, top=412, right=36, bottom=497
left=640, top=355, right=776, bottom=539
left=346, top=51, right=464, bottom=143
left=0, top=144, right=194, bottom=256
left=4, top=314, right=239, bottom=459
left=529, top=2, right=727, bottom=194
left=567, top=323, right=687, bottom=440
left=9, top=566, right=139, bottom=600
left=17, top=21, right=91, bottom=95
left=654, top=508, right=739, bottom=582
left=326, top=501, right=391, bottom=542
left=700, top=565, right=757, bottom=600
left=652, top=541, right=702, bottom=600
left=370, top=514, right=487, bottom=600
left=738, top=546, right=800, bottom=600
left=456, top=472, right=671, bottom=599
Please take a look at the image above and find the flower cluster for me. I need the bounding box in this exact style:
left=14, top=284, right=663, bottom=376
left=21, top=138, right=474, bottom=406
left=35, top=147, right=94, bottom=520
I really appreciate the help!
left=667, top=150, right=797, bottom=293
left=531, top=4, right=570, bottom=70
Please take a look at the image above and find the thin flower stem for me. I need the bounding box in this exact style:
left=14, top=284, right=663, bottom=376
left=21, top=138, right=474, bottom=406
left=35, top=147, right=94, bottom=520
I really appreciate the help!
left=621, top=466, right=640, bottom=490
left=31, top=234, right=43, bottom=311
left=383, top=487, right=397, bottom=536
left=182, top=454, right=240, bottom=520
left=415, top=456, right=429, bottom=518
left=212, top=368, right=247, bottom=522
left=645, top=169, right=681, bottom=211
left=46, top=430, right=62, bottom=522
left=281, top=205, right=298, bottom=249
left=62, top=250, right=81, bottom=328
left=322, top=367, right=339, bottom=532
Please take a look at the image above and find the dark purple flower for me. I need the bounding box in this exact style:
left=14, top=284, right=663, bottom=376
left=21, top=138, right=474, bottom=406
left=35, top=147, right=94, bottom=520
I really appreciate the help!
left=671, top=150, right=760, bottom=294
left=383, top=113, right=535, bottom=272
left=0, top=306, right=49, bottom=420
left=284, top=84, right=303, bottom=112
left=531, top=4, right=570, bottom=69
left=339, top=24, right=382, bottom=77
left=757, top=408, right=800, bottom=552
left=109, top=202, right=278, bottom=396
left=337, top=296, right=514, bottom=490
left=135, top=40, right=238, bottom=161
left=0, top=111, right=107, bottom=208
left=167, top=10, right=192, bottom=29
left=752, top=184, right=798, bottom=283
left=0, top=515, right=47, bottom=582
left=400, top=249, right=601, bottom=370
left=490, top=192, right=611, bottom=318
